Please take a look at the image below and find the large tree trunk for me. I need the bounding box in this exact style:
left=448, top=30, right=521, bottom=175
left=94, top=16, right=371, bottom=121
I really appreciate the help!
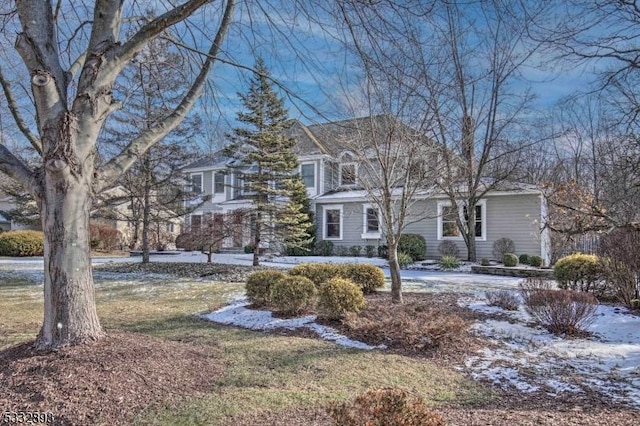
left=142, top=156, right=151, bottom=263
left=253, top=212, right=261, bottom=267
left=387, top=241, right=403, bottom=303
left=38, top=170, right=103, bottom=349
left=466, top=199, right=477, bottom=262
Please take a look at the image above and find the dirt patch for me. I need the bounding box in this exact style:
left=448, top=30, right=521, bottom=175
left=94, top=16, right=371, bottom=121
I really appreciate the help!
left=0, top=331, right=223, bottom=425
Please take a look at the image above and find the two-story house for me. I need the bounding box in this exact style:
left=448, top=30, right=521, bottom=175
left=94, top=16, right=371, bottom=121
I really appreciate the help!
left=182, top=116, right=550, bottom=263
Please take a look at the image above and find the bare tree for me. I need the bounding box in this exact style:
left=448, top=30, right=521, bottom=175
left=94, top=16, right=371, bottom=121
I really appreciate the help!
left=184, top=211, right=247, bottom=263
left=338, top=0, right=546, bottom=261
left=0, top=0, right=235, bottom=349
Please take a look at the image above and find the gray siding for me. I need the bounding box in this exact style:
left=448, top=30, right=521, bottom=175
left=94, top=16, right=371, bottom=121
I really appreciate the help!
left=316, top=193, right=544, bottom=259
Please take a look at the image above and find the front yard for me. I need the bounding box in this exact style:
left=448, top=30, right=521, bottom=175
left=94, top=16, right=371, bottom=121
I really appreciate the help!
left=1, top=261, right=638, bottom=425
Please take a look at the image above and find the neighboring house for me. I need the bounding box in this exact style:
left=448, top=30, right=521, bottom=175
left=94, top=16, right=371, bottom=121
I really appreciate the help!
left=182, top=116, right=550, bottom=263
left=92, top=186, right=182, bottom=250
left=0, top=174, right=41, bottom=232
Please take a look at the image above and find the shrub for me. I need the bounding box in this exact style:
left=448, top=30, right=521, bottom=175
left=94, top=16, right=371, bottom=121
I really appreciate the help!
left=289, top=263, right=343, bottom=287
left=340, top=263, right=386, bottom=294
left=486, top=290, right=520, bottom=311
left=493, top=237, right=515, bottom=260
left=599, top=228, right=640, bottom=307
left=398, top=234, right=427, bottom=261
left=349, top=245, right=362, bottom=257
left=631, top=299, right=640, bottom=309
left=396, top=252, right=414, bottom=268
left=0, top=230, right=45, bottom=257
left=439, top=255, right=460, bottom=270
left=378, top=244, right=388, bottom=259
left=243, top=244, right=255, bottom=254
left=520, top=285, right=598, bottom=335
left=317, top=277, right=365, bottom=320
left=529, top=255, right=543, bottom=268
left=175, top=232, right=195, bottom=251
left=336, top=245, right=350, bottom=257
left=554, top=253, right=603, bottom=292
left=365, top=245, right=376, bottom=258
left=502, top=253, right=518, bottom=267
left=438, top=240, right=460, bottom=258
left=327, top=387, right=445, bottom=426
left=519, top=254, right=530, bottom=265
left=480, top=257, right=491, bottom=266
left=245, top=270, right=287, bottom=306
left=270, top=275, right=317, bottom=315
left=314, top=240, right=334, bottom=256
left=89, top=223, right=122, bottom=251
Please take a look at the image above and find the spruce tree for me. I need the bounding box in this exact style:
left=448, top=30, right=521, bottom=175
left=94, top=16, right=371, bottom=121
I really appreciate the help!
left=281, top=176, right=316, bottom=255
left=226, top=58, right=306, bottom=266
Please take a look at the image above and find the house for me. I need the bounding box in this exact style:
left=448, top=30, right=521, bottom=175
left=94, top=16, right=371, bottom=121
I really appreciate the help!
left=182, top=116, right=550, bottom=263
left=0, top=174, right=40, bottom=232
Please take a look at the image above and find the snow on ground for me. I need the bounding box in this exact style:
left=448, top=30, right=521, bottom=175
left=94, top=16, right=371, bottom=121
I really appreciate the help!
left=460, top=292, right=640, bottom=408
left=202, top=298, right=385, bottom=350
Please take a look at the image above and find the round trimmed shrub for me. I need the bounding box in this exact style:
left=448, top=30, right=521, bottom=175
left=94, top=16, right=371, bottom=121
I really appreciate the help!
left=480, top=257, right=491, bottom=266
left=398, top=234, right=426, bottom=261
left=438, top=240, right=460, bottom=258
left=289, top=263, right=343, bottom=287
left=439, top=255, right=460, bottom=270
left=340, top=263, right=385, bottom=294
left=0, top=230, right=45, bottom=257
left=493, top=237, right=515, bottom=260
left=529, top=255, right=543, bottom=268
left=396, top=252, right=414, bottom=268
left=313, top=240, right=334, bottom=256
left=554, top=253, right=602, bottom=292
left=245, top=270, right=287, bottom=306
left=270, top=275, right=317, bottom=315
left=503, top=253, right=518, bottom=267
left=519, top=254, right=530, bottom=265
left=317, top=277, right=365, bottom=320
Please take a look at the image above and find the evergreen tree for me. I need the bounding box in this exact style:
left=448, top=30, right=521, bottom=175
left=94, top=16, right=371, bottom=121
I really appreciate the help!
left=281, top=176, right=316, bottom=255
left=226, top=58, right=305, bottom=266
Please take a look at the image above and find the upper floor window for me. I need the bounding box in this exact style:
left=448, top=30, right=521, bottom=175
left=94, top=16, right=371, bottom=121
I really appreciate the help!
left=214, top=171, right=225, bottom=194
left=301, top=163, right=315, bottom=188
left=190, top=173, right=202, bottom=194
left=340, top=163, right=357, bottom=186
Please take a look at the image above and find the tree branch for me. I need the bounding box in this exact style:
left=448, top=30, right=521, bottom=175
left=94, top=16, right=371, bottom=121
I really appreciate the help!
left=0, top=64, right=42, bottom=154
left=108, top=0, right=210, bottom=74
left=0, top=144, right=39, bottom=194
left=88, top=0, right=123, bottom=52
left=97, top=0, right=235, bottom=191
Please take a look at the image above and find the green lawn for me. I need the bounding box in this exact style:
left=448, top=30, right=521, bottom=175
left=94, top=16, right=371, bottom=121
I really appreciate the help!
left=0, top=269, right=494, bottom=425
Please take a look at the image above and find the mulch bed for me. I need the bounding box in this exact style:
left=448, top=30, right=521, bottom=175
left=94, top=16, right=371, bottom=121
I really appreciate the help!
left=94, top=261, right=268, bottom=281
left=0, top=331, right=223, bottom=425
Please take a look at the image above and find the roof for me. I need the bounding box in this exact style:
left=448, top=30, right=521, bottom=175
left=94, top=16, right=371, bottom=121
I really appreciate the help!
left=182, top=149, right=231, bottom=171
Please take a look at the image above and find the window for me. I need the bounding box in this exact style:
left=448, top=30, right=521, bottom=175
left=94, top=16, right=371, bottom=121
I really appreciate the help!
left=301, top=163, right=315, bottom=188
left=437, top=200, right=486, bottom=241
left=323, top=205, right=343, bottom=240
left=441, top=205, right=460, bottom=237
left=340, top=163, right=356, bottom=186
left=361, top=203, right=381, bottom=238
left=166, top=223, right=175, bottom=233
left=214, top=172, right=225, bottom=194
left=190, top=173, right=202, bottom=194
left=464, top=205, right=483, bottom=238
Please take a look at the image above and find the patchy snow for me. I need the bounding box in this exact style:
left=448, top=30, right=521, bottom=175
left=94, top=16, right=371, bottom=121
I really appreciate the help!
left=461, top=293, right=640, bottom=408
left=267, top=255, right=388, bottom=267
left=202, top=299, right=385, bottom=350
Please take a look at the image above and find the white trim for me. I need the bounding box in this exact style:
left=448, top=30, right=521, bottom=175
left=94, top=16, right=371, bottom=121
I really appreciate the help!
left=361, top=203, right=381, bottom=239
left=540, top=195, right=550, bottom=266
left=437, top=199, right=487, bottom=241
left=322, top=204, right=344, bottom=240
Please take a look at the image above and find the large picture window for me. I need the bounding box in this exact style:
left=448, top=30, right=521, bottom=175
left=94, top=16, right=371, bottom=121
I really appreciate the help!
left=437, top=200, right=486, bottom=241
left=323, top=205, right=343, bottom=240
